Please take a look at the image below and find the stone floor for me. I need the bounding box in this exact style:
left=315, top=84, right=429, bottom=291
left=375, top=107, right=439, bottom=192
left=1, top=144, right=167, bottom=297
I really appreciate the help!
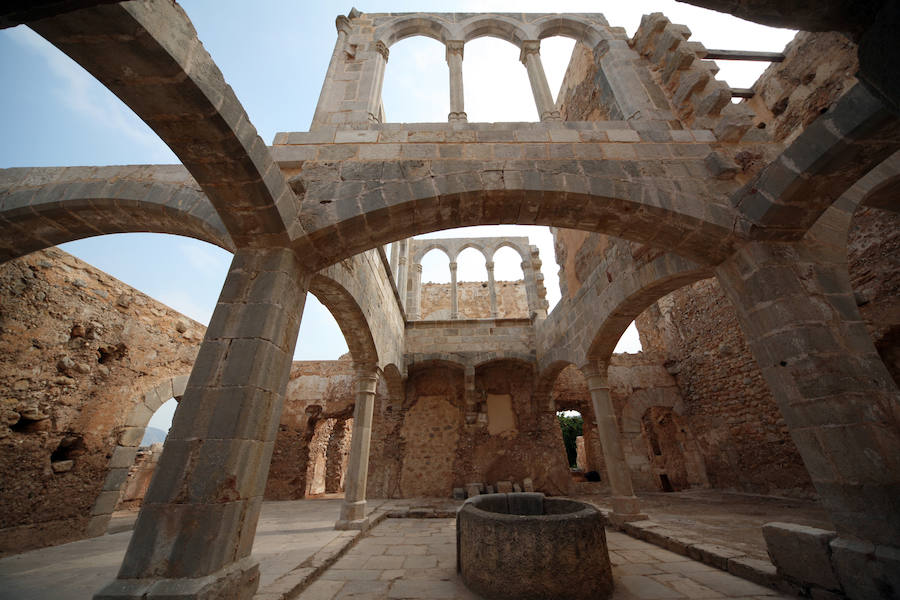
left=0, top=498, right=358, bottom=600
left=0, top=493, right=812, bottom=600
left=299, top=518, right=792, bottom=600
left=580, top=490, right=832, bottom=560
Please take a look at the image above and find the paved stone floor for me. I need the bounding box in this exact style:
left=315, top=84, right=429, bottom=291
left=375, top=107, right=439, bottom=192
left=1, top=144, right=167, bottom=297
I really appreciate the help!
left=0, top=498, right=355, bottom=600
left=300, top=518, right=792, bottom=600
left=580, top=490, right=832, bottom=560
left=0, top=495, right=805, bottom=599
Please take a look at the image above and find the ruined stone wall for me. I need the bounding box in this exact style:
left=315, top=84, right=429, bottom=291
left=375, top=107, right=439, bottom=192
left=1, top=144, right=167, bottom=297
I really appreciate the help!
left=634, top=278, right=815, bottom=497
left=745, top=32, right=859, bottom=144
left=265, top=359, right=357, bottom=500
left=847, top=205, right=900, bottom=386
left=406, top=319, right=535, bottom=360
left=419, top=280, right=528, bottom=320
left=367, top=361, right=572, bottom=498
left=0, top=248, right=202, bottom=554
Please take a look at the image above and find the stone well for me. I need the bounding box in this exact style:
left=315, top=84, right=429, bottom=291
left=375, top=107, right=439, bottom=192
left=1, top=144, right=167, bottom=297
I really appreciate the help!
left=457, top=492, right=613, bottom=600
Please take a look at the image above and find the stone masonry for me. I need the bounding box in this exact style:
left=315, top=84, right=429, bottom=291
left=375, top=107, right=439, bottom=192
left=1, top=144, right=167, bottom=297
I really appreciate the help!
left=0, top=3, right=898, bottom=599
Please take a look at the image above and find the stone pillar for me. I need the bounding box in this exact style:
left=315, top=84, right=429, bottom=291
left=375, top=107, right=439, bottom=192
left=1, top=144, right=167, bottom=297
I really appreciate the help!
left=396, top=239, right=409, bottom=311
left=95, top=247, right=309, bottom=600
left=389, top=242, right=399, bottom=281
left=366, top=41, right=389, bottom=124
left=336, top=364, right=379, bottom=529
left=449, top=261, right=459, bottom=320
left=407, top=262, right=422, bottom=320
left=519, top=40, right=561, bottom=122
left=485, top=260, right=498, bottom=318
left=521, top=260, right=538, bottom=317
left=446, top=40, right=467, bottom=122
left=716, top=240, right=900, bottom=550
left=581, top=361, right=647, bottom=525
left=311, top=15, right=353, bottom=129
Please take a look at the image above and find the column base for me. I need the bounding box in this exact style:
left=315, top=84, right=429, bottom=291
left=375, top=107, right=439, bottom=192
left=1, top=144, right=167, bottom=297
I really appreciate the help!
left=608, top=495, right=648, bottom=526
left=335, top=517, right=372, bottom=531
left=448, top=111, right=468, bottom=122
left=94, top=558, right=259, bottom=600
left=540, top=110, right=562, bottom=121
left=337, top=499, right=367, bottom=528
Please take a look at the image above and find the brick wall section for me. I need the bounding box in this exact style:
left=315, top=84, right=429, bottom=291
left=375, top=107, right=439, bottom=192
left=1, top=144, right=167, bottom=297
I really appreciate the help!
left=419, top=280, right=528, bottom=320
left=0, top=248, right=201, bottom=554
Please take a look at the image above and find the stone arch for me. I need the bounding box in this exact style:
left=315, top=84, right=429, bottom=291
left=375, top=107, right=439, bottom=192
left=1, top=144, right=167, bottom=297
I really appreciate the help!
left=459, top=15, right=530, bottom=46
left=532, top=15, right=607, bottom=48
left=489, top=240, right=530, bottom=265
left=535, top=360, right=576, bottom=412
left=309, top=273, right=379, bottom=367
left=375, top=14, right=455, bottom=47
left=413, top=242, right=452, bottom=264
left=584, top=256, right=713, bottom=364
left=0, top=173, right=234, bottom=264
left=455, top=241, right=488, bottom=263
left=472, top=353, right=536, bottom=371
left=294, top=164, right=743, bottom=271
left=85, top=374, right=190, bottom=537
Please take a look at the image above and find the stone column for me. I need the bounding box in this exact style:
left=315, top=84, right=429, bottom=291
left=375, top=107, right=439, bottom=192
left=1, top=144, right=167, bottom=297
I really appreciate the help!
left=389, top=242, right=399, bottom=281
left=366, top=41, right=389, bottom=124
left=519, top=40, right=561, bottom=122
left=485, top=260, right=498, bottom=318
left=311, top=15, right=353, bottom=129
left=521, top=260, right=538, bottom=317
left=581, top=361, right=646, bottom=525
left=446, top=40, right=467, bottom=122
left=396, top=239, right=409, bottom=311
left=336, top=364, right=379, bottom=529
left=449, top=261, right=459, bottom=320
left=716, top=240, right=900, bottom=550
left=95, top=247, right=309, bottom=600
left=407, top=263, right=422, bottom=320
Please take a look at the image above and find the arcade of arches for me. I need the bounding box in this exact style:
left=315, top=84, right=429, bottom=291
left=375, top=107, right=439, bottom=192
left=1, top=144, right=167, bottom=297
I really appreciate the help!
left=0, top=3, right=898, bottom=600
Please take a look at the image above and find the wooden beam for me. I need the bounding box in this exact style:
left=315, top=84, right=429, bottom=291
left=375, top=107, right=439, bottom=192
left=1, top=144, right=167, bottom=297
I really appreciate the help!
left=704, top=49, right=785, bottom=62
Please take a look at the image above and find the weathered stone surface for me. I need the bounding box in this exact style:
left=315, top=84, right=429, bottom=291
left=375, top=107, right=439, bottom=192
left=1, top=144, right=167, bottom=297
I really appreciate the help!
left=762, top=522, right=840, bottom=590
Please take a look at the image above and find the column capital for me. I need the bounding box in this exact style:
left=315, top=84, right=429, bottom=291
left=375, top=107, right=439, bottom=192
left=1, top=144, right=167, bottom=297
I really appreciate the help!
left=374, top=40, right=390, bottom=62
left=445, top=40, right=465, bottom=62
left=580, top=360, right=609, bottom=388
left=398, top=256, right=407, bottom=265
left=521, top=260, right=533, bottom=271
left=335, top=15, right=352, bottom=36
left=485, top=261, right=494, bottom=271
left=519, top=40, right=541, bottom=64
left=449, top=261, right=458, bottom=272
left=413, top=262, right=423, bottom=273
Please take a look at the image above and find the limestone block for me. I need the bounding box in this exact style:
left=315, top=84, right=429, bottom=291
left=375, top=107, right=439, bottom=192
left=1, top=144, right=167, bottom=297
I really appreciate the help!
left=496, top=481, right=513, bottom=493
left=830, top=537, right=900, bottom=600
left=762, top=522, right=840, bottom=591
left=92, top=490, right=122, bottom=516
left=465, top=483, right=482, bottom=498
left=51, top=460, right=74, bottom=473
left=109, top=445, right=139, bottom=469
left=452, top=488, right=466, bottom=500
left=522, top=478, right=535, bottom=493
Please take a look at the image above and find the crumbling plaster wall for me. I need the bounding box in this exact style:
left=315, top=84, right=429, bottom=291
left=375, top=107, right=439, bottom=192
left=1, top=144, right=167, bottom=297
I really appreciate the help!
left=419, top=280, right=528, bottom=320
left=367, top=361, right=573, bottom=498
left=0, top=248, right=202, bottom=554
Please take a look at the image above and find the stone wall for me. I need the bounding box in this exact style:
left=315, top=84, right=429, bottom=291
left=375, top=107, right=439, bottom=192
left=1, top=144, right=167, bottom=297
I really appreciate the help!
left=367, top=360, right=573, bottom=499
left=745, top=32, right=859, bottom=144
left=265, top=359, right=358, bottom=500
left=847, top=205, right=900, bottom=386
left=419, top=280, right=528, bottom=320
left=0, top=248, right=202, bottom=554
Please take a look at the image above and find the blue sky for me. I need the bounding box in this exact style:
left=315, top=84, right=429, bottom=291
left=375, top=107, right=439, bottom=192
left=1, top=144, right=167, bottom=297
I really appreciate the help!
left=0, top=0, right=795, bottom=406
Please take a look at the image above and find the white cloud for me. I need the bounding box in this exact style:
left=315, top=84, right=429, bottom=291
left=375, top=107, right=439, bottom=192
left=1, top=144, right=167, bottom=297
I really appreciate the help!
left=7, top=26, right=176, bottom=162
